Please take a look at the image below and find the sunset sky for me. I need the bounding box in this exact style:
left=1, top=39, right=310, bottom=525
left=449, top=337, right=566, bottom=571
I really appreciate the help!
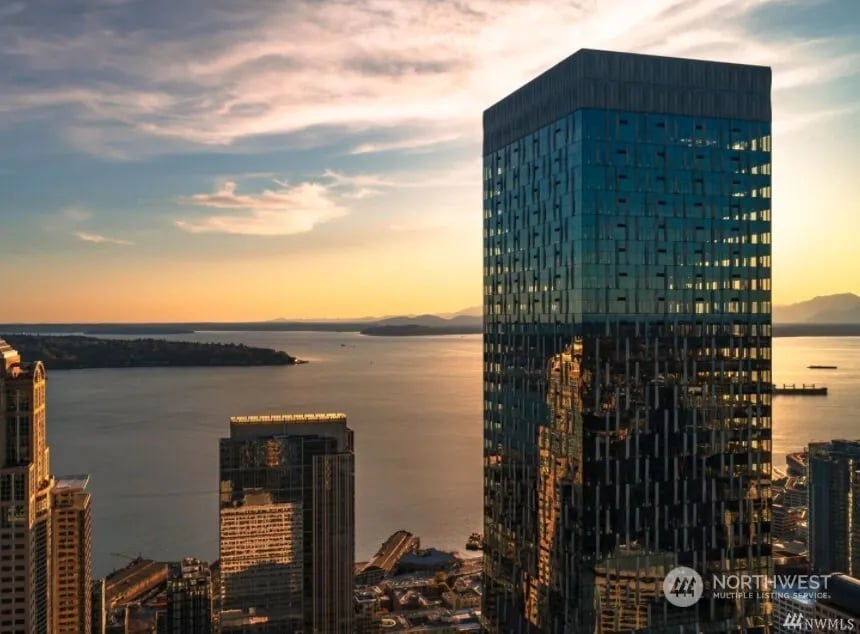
left=1, top=0, right=858, bottom=322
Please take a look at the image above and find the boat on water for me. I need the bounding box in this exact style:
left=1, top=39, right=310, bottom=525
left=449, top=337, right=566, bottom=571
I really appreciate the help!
left=466, top=532, right=483, bottom=551
left=808, top=365, right=837, bottom=369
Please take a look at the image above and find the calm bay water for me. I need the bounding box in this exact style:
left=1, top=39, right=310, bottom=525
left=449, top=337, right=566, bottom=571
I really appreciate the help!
left=45, top=333, right=858, bottom=578
left=771, top=337, right=860, bottom=464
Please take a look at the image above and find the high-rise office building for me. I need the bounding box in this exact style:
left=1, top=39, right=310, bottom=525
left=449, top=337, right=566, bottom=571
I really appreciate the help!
left=808, top=439, right=860, bottom=575
left=219, top=413, right=354, bottom=633
left=165, top=558, right=213, bottom=634
left=483, top=50, right=772, bottom=632
left=1, top=338, right=54, bottom=634
left=1, top=339, right=94, bottom=634
left=51, top=475, right=92, bottom=633
left=91, top=578, right=106, bottom=634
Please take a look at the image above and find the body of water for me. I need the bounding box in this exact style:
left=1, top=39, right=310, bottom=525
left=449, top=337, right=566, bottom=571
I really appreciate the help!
left=45, top=332, right=858, bottom=578
left=47, top=331, right=482, bottom=578
left=772, top=337, right=860, bottom=464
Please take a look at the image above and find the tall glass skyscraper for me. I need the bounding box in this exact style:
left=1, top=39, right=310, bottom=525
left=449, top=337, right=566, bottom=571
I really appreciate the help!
left=808, top=439, right=860, bottom=576
left=482, top=50, right=772, bottom=632
left=219, top=413, right=354, bottom=634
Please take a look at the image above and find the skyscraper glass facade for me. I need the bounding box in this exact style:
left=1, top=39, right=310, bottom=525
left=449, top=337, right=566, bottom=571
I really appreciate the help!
left=483, top=50, right=772, bottom=632
left=219, top=413, right=355, bottom=634
left=808, top=439, right=860, bottom=576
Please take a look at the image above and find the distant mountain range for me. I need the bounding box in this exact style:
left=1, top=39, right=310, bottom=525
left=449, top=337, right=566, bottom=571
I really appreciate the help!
left=440, top=305, right=482, bottom=319
left=374, top=313, right=481, bottom=328
left=375, top=295, right=860, bottom=327
left=6, top=296, right=860, bottom=339
left=376, top=295, right=860, bottom=327
left=268, top=305, right=483, bottom=324
left=0, top=308, right=484, bottom=337
left=774, top=293, right=860, bottom=324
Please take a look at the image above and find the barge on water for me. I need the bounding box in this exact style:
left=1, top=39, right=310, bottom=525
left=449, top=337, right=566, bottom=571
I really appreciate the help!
left=466, top=533, right=484, bottom=551
left=773, top=383, right=827, bottom=396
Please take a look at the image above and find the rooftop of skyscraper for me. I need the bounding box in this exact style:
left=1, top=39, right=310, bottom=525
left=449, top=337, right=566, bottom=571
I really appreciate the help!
left=0, top=337, right=16, bottom=355
left=0, top=337, right=21, bottom=372
left=170, top=557, right=211, bottom=581
left=229, top=412, right=347, bottom=425
left=810, top=439, right=860, bottom=458
left=54, top=475, right=90, bottom=491
left=483, top=48, right=772, bottom=155
left=227, top=411, right=352, bottom=447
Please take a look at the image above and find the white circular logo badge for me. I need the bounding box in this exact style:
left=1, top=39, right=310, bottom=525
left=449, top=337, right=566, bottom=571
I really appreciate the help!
left=663, top=566, right=704, bottom=607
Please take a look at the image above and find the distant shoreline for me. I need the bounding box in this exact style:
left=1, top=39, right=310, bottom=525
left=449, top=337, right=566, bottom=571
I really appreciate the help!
left=3, top=322, right=860, bottom=338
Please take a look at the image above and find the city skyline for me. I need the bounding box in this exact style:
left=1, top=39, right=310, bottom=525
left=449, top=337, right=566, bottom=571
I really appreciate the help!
left=1, top=0, right=859, bottom=322
left=0, top=5, right=858, bottom=621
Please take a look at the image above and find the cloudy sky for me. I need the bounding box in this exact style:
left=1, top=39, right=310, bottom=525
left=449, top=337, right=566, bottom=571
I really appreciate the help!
left=1, top=0, right=858, bottom=321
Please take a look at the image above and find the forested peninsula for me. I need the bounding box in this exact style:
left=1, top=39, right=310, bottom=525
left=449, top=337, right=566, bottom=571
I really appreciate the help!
left=1, top=335, right=298, bottom=370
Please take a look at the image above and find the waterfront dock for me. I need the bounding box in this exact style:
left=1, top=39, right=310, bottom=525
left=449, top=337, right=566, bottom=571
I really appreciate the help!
left=355, top=530, right=420, bottom=585
left=773, top=384, right=828, bottom=396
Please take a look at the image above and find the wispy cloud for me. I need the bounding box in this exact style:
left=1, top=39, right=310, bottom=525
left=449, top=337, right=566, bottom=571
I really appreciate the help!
left=342, top=187, right=384, bottom=200
left=42, top=205, right=94, bottom=232
left=327, top=160, right=479, bottom=191
left=322, top=170, right=394, bottom=189
left=770, top=46, right=860, bottom=91
left=62, top=206, right=93, bottom=222
left=75, top=231, right=133, bottom=245
left=176, top=160, right=481, bottom=237
left=775, top=103, right=860, bottom=133
left=350, top=133, right=462, bottom=155
left=1, top=0, right=856, bottom=156
left=176, top=180, right=347, bottom=236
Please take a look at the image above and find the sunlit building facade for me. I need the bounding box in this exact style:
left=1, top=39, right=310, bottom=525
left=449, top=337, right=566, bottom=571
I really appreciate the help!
left=51, top=476, right=92, bottom=634
left=219, top=413, right=354, bottom=633
left=0, top=338, right=53, bottom=634
left=482, top=49, right=773, bottom=632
